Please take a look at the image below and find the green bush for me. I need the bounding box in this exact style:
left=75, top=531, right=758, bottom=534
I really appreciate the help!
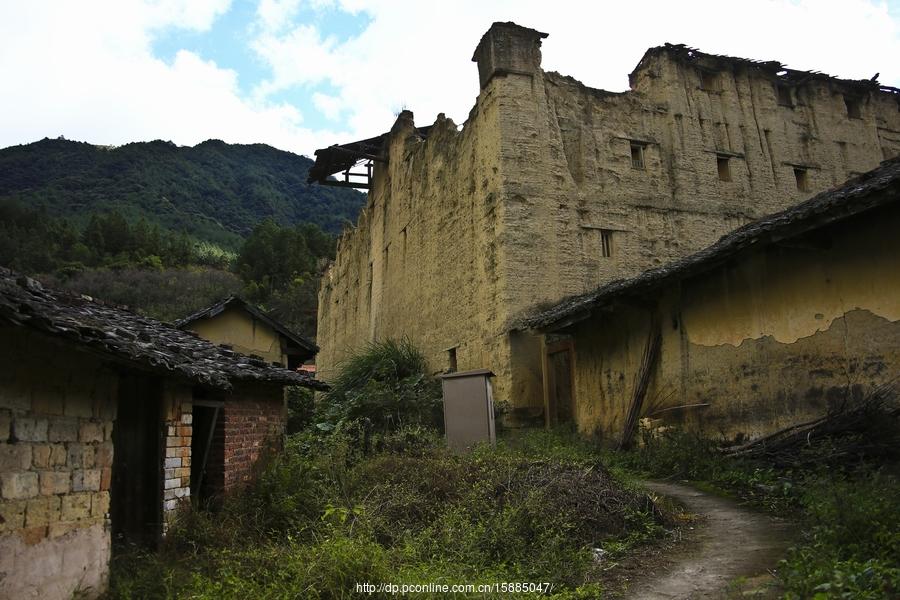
left=780, top=470, right=900, bottom=599
left=286, top=386, right=315, bottom=434
left=315, top=339, right=443, bottom=438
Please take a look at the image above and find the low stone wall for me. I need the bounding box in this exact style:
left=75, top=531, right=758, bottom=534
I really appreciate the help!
left=0, top=330, right=115, bottom=599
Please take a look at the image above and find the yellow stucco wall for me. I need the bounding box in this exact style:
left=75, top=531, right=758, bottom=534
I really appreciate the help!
left=187, top=307, right=287, bottom=367
left=570, top=202, right=900, bottom=441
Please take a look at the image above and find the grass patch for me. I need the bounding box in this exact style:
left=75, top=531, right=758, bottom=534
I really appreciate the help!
left=106, top=430, right=673, bottom=599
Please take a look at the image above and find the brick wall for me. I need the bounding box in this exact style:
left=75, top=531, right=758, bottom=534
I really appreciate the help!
left=161, top=383, right=192, bottom=519
left=218, top=384, right=285, bottom=492
left=0, top=329, right=114, bottom=599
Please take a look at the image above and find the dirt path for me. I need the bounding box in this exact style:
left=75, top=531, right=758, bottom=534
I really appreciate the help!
left=622, top=481, right=794, bottom=599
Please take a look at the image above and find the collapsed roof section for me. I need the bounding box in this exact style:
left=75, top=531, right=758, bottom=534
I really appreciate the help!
left=630, top=43, right=900, bottom=97
left=307, top=124, right=432, bottom=190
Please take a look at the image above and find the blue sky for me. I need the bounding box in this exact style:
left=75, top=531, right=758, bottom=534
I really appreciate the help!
left=151, top=1, right=370, bottom=130
left=1, top=0, right=899, bottom=157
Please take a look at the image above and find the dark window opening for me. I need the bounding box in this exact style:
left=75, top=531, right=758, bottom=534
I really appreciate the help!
left=844, top=95, right=861, bottom=119
left=794, top=167, right=810, bottom=192
left=717, top=156, right=732, bottom=182
left=777, top=84, right=793, bottom=107
left=600, top=229, right=613, bottom=258
left=630, top=143, right=645, bottom=169
left=700, top=70, right=719, bottom=91
left=447, top=347, right=458, bottom=373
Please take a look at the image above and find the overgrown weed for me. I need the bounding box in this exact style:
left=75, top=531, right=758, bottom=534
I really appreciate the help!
left=107, top=428, right=672, bottom=599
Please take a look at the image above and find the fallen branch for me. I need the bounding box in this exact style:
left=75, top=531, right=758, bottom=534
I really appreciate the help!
left=720, top=382, right=900, bottom=466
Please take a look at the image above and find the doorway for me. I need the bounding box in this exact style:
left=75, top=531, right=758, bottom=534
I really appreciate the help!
left=111, top=374, right=163, bottom=551
left=546, top=340, right=575, bottom=425
left=190, top=400, right=223, bottom=506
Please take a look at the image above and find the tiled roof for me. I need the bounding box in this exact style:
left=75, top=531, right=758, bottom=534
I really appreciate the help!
left=175, top=295, right=318, bottom=361
left=0, top=269, right=328, bottom=391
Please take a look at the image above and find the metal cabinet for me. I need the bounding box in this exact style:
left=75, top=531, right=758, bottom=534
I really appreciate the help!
left=440, top=369, right=496, bottom=452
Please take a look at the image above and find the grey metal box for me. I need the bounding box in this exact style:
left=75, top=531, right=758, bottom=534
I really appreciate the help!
left=440, top=369, right=496, bottom=452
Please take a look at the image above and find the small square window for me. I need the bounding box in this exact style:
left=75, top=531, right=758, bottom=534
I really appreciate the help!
left=630, top=143, right=645, bottom=169
left=777, top=84, right=793, bottom=107
left=700, top=71, right=719, bottom=91
left=844, top=95, right=861, bottom=119
left=794, top=168, right=809, bottom=192
left=717, top=156, right=731, bottom=182
left=600, top=229, right=613, bottom=258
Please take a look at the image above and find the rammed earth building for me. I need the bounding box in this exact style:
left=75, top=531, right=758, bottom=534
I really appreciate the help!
left=310, top=22, right=900, bottom=424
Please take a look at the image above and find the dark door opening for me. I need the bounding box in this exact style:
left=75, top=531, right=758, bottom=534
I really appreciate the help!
left=111, top=374, right=163, bottom=551
left=190, top=401, right=223, bottom=507
left=547, top=344, right=575, bottom=425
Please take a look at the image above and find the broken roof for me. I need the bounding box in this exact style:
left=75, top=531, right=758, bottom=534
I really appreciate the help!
left=175, top=295, right=318, bottom=362
left=630, top=43, right=900, bottom=96
left=0, top=269, right=328, bottom=390
left=523, top=156, right=900, bottom=332
left=307, top=124, right=432, bottom=189
left=306, top=118, right=431, bottom=189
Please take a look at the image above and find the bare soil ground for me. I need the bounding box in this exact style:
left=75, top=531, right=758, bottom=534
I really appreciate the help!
left=612, top=481, right=794, bottom=599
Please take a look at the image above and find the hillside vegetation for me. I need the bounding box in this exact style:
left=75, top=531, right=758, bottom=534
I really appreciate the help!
left=0, top=138, right=363, bottom=336
left=0, top=137, right=364, bottom=247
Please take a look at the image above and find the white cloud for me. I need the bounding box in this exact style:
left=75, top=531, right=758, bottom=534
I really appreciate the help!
left=312, top=92, right=345, bottom=120
left=250, top=0, right=900, bottom=150
left=0, top=0, right=350, bottom=156
left=256, top=0, right=303, bottom=33
left=1, top=0, right=898, bottom=157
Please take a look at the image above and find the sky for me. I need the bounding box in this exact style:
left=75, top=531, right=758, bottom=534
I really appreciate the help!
left=1, top=0, right=899, bottom=158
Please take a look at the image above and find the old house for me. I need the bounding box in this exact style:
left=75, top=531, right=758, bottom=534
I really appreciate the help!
left=310, top=22, right=900, bottom=422
left=523, top=157, right=900, bottom=440
left=0, top=270, right=326, bottom=599
left=176, top=295, right=318, bottom=370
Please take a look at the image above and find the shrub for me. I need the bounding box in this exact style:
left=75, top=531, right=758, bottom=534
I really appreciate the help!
left=780, top=470, right=900, bottom=599
left=286, top=386, right=315, bottom=434
left=315, top=339, right=443, bottom=438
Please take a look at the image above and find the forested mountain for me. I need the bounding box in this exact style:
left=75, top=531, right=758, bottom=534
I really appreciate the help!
left=0, top=137, right=364, bottom=247
left=0, top=137, right=364, bottom=338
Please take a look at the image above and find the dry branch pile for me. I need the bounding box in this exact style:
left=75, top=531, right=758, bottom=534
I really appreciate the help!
left=722, top=383, right=900, bottom=467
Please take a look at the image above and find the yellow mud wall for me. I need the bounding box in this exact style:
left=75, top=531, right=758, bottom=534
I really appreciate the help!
left=187, top=308, right=286, bottom=366
left=316, top=101, right=514, bottom=402
left=317, top=23, right=900, bottom=415
left=571, top=203, right=900, bottom=441
left=497, top=55, right=900, bottom=415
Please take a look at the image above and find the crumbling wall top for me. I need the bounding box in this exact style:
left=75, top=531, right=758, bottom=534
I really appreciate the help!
left=472, top=21, right=548, bottom=89
left=629, top=43, right=899, bottom=96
